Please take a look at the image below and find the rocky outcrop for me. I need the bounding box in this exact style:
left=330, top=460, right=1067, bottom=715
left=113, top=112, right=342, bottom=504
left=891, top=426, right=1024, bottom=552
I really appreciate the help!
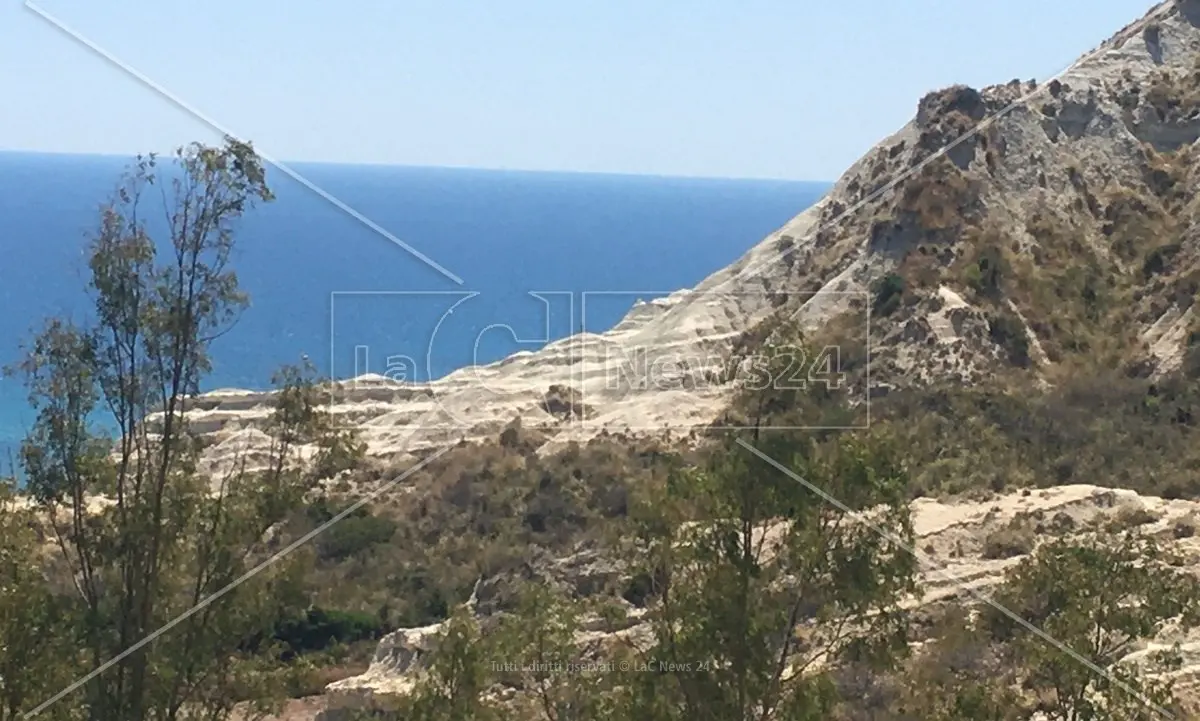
left=539, top=384, right=592, bottom=421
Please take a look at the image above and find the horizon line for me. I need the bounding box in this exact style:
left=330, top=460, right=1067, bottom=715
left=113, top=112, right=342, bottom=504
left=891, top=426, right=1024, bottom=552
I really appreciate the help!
left=0, top=148, right=833, bottom=185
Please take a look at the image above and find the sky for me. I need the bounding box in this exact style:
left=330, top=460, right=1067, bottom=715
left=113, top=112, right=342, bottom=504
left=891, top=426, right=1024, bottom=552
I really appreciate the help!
left=0, top=0, right=1159, bottom=180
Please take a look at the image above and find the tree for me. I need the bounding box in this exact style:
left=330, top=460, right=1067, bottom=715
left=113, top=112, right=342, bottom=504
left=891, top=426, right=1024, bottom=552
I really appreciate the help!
left=394, top=607, right=502, bottom=721
left=491, top=582, right=620, bottom=721
left=12, top=139, right=338, bottom=721
left=987, top=532, right=1200, bottom=721
left=611, top=427, right=919, bottom=721
left=0, top=482, right=79, bottom=721
left=886, top=607, right=1018, bottom=721
left=388, top=339, right=919, bottom=721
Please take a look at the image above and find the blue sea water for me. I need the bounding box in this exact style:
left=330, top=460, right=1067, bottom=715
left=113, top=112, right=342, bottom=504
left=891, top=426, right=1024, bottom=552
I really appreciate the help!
left=0, top=152, right=827, bottom=463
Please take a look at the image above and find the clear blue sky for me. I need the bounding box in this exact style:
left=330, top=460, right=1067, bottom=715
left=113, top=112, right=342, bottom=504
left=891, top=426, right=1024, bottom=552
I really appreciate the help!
left=1, top=0, right=1156, bottom=180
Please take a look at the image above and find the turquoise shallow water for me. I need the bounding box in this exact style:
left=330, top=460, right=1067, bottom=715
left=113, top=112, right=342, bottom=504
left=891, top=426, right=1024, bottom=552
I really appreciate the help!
left=0, top=152, right=827, bottom=462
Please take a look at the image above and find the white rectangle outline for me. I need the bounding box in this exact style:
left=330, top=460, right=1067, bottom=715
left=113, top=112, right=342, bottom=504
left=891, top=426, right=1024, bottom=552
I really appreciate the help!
left=579, top=290, right=872, bottom=431
left=328, top=290, right=871, bottom=433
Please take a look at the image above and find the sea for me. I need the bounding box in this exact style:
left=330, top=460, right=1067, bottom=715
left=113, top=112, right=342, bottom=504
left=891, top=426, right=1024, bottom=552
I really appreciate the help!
left=0, top=151, right=828, bottom=465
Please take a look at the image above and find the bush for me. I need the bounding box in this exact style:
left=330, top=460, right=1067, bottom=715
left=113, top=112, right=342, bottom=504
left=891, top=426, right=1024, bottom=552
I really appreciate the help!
left=1173, top=514, right=1199, bottom=539
left=965, top=244, right=1009, bottom=300
left=873, top=273, right=906, bottom=316
left=272, top=607, right=389, bottom=658
left=308, top=500, right=399, bottom=561
left=1049, top=512, right=1076, bottom=534
left=1109, top=502, right=1159, bottom=531
left=897, top=156, right=975, bottom=231
left=1142, top=242, right=1181, bottom=278
left=622, top=572, right=655, bottom=607
left=981, top=527, right=1035, bottom=559
left=987, top=311, right=1032, bottom=367
left=312, top=428, right=368, bottom=480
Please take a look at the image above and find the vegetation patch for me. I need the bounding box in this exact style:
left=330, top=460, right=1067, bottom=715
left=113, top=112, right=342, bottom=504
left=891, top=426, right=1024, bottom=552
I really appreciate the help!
left=896, top=156, right=977, bottom=232
left=872, top=272, right=906, bottom=316
left=986, top=310, right=1032, bottom=367
left=958, top=227, right=1011, bottom=302
left=981, top=523, right=1036, bottom=560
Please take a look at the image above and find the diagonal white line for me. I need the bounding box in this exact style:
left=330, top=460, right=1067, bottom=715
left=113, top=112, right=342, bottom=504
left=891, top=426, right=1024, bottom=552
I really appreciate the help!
left=22, top=443, right=456, bottom=719
left=706, top=42, right=1116, bottom=297
left=24, top=0, right=465, bottom=287
left=736, top=437, right=1176, bottom=721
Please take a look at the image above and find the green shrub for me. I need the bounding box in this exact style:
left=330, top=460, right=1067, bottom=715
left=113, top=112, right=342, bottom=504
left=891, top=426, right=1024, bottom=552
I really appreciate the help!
left=307, top=499, right=399, bottom=561
left=1142, top=242, right=1180, bottom=278
left=987, top=311, right=1031, bottom=367
left=622, top=572, right=656, bottom=607
left=965, top=244, right=1009, bottom=300
left=873, top=273, right=906, bottom=316
left=272, top=607, right=389, bottom=658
